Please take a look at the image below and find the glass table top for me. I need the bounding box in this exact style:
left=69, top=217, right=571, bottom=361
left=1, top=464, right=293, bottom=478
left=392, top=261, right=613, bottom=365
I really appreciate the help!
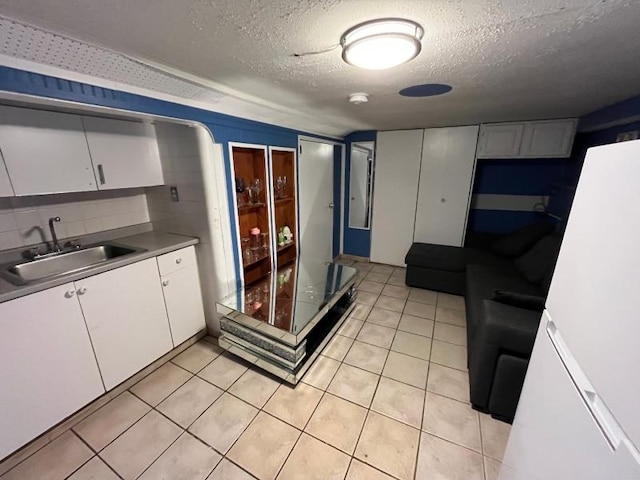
left=216, top=258, right=357, bottom=343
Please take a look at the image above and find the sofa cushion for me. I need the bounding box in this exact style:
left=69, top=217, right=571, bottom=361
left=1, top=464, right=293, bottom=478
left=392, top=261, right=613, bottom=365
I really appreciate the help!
left=490, top=222, right=555, bottom=258
left=492, top=290, right=545, bottom=311
left=405, top=243, right=467, bottom=272
left=514, top=235, right=563, bottom=284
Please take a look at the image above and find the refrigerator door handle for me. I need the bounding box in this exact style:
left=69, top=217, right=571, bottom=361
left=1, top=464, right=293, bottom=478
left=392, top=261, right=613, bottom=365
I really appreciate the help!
left=546, top=318, right=628, bottom=452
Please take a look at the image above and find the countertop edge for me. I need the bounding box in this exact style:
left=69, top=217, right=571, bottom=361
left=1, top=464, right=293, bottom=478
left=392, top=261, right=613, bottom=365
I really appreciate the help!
left=0, top=232, right=199, bottom=304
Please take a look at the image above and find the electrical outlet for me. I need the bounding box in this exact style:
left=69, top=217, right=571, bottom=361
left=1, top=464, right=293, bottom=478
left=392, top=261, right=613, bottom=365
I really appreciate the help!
left=170, top=186, right=179, bottom=202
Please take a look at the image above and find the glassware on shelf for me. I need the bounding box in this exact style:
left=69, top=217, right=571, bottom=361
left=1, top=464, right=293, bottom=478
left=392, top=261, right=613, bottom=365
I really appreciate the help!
left=246, top=186, right=258, bottom=205
left=249, top=178, right=263, bottom=204
left=250, top=227, right=261, bottom=251
left=275, top=176, right=288, bottom=199
left=241, top=237, right=251, bottom=264
left=261, top=232, right=270, bottom=255
left=235, top=177, right=246, bottom=206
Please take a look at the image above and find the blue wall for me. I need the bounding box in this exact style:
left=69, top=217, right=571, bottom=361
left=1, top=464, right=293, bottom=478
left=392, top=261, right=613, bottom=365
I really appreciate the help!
left=343, top=131, right=376, bottom=257
left=0, top=66, right=340, bottom=286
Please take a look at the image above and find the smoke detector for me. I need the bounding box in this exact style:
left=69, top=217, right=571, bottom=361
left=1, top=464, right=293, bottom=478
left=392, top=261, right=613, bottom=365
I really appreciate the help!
left=349, top=93, right=369, bottom=105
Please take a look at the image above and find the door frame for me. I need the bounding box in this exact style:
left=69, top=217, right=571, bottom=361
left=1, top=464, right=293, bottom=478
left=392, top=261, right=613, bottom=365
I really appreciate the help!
left=297, top=135, right=346, bottom=259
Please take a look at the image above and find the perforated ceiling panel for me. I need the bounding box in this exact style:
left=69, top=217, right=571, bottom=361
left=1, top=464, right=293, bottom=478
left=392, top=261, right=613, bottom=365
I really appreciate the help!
left=0, top=16, right=226, bottom=104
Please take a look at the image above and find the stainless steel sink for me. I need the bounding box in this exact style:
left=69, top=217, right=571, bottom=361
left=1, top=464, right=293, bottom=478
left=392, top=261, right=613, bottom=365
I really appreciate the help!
left=0, top=243, right=146, bottom=285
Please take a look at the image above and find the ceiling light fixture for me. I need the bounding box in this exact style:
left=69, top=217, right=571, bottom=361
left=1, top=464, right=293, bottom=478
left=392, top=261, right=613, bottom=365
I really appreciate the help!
left=341, top=18, right=424, bottom=70
left=348, top=93, right=369, bottom=104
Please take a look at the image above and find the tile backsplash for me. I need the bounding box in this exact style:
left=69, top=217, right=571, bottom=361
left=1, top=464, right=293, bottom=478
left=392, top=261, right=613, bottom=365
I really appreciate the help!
left=0, top=189, right=149, bottom=251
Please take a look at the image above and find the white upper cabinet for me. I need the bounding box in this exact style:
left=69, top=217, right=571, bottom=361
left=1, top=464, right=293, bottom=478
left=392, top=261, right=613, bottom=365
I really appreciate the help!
left=0, top=105, right=97, bottom=195
left=82, top=116, right=164, bottom=190
left=477, top=119, right=577, bottom=159
left=476, top=123, right=525, bottom=158
left=520, top=119, right=577, bottom=158
left=0, top=150, right=14, bottom=197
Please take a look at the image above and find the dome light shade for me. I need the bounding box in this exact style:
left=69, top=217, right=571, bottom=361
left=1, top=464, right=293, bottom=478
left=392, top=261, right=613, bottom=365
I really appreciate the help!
left=341, top=19, right=424, bottom=70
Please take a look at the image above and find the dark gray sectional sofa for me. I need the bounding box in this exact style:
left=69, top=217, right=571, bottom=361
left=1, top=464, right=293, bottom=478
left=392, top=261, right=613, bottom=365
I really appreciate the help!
left=405, top=222, right=562, bottom=422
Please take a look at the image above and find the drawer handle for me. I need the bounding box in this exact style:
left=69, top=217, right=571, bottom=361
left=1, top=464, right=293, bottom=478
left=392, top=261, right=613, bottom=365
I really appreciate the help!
left=175, top=258, right=182, bottom=264
left=77, top=287, right=88, bottom=295
left=162, top=280, right=169, bottom=287
left=65, top=290, right=76, bottom=298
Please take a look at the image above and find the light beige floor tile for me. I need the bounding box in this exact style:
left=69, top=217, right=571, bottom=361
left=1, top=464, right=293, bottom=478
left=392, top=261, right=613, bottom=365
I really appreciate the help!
left=302, top=355, right=341, bottom=390
left=371, top=377, right=425, bottom=428
left=327, top=364, right=380, bottom=408
left=198, top=353, right=249, bottom=390
left=358, top=280, right=385, bottom=294
left=322, top=334, right=354, bottom=361
left=423, top=392, right=481, bottom=452
left=354, top=411, right=419, bottom=480
left=207, top=458, right=256, bottom=480
left=2, top=432, right=93, bottom=480
left=356, top=291, right=378, bottom=306
left=344, top=340, right=389, bottom=374
left=67, top=456, right=119, bottom=480
left=480, top=414, right=511, bottom=461
left=416, top=432, right=484, bottom=480
left=398, top=314, right=434, bottom=337
left=437, top=293, right=466, bottom=311
left=346, top=459, right=396, bottom=480
left=387, top=276, right=407, bottom=287
left=391, top=330, right=432, bottom=360
left=484, top=456, right=502, bottom=480
left=203, top=335, right=218, bottom=345
left=130, top=361, right=193, bottom=406
left=277, top=434, right=350, bottom=480
left=382, top=351, right=429, bottom=389
left=305, top=393, right=367, bottom=454
left=189, top=393, right=258, bottom=453
left=404, top=300, right=436, bottom=319
left=74, top=391, right=150, bottom=451
left=431, top=339, right=467, bottom=370
left=338, top=317, right=365, bottom=339
left=229, top=369, right=281, bottom=408
left=366, top=307, right=401, bottom=329
left=356, top=323, right=395, bottom=349
left=427, top=364, right=470, bottom=403
left=139, top=432, right=221, bottom=480
left=227, top=412, right=300, bottom=480
left=365, top=272, right=391, bottom=283
left=381, top=284, right=410, bottom=299
left=374, top=295, right=406, bottom=313
left=353, top=261, right=373, bottom=272
left=408, top=288, right=438, bottom=305
left=263, top=383, right=323, bottom=429
left=371, top=264, right=395, bottom=275
left=172, top=340, right=223, bottom=373
left=435, top=306, right=467, bottom=327
left=157, top=376, right=223, bottom=427
left=434, top=322, right=467, bottom=346
left=101, top=410, right=182, bottom=480
left=350, top=303, right=373, bottom=320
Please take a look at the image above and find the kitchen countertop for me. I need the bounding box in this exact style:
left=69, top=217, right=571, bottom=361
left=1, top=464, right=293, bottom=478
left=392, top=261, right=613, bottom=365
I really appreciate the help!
left=0, top=229, right=199, bottom=304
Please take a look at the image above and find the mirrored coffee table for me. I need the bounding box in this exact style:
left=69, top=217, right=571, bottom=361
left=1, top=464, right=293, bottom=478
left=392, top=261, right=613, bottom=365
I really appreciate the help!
left=216, top=258, right=357, bottom=384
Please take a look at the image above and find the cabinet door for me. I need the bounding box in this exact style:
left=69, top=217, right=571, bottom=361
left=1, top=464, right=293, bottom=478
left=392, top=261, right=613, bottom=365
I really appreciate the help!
left=0, top=284, right=105, bottom=459
left=82, top=116, right=164, bottom=190
left=520, top=119, right=577, bottom=158
left=370, top=129, right=424, bottom=266
left=161, top=264, right=206, bottom=346
left=414, top=126, right=479, bottom=247
left=0, top=149, right=14, bottom=197
left=0, top=105, right=97, bottom=195
left=476, top=123, right=525, bottom=158
left=78, top=258, right=173, bottom=390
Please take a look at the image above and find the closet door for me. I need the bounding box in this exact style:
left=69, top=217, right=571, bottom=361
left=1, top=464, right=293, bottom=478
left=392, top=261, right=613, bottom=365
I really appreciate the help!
left=414, top=126, right=479, bottom=247
left=370, top=130, right=424, bottom=266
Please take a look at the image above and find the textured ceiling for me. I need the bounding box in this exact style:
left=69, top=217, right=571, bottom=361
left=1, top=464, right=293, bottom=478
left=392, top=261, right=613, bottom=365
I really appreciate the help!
left=0, top=0, right=639, bottom=135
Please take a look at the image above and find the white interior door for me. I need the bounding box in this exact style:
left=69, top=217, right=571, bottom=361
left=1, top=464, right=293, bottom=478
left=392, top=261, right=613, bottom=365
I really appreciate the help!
left=298, top=140, right=334, bottom=262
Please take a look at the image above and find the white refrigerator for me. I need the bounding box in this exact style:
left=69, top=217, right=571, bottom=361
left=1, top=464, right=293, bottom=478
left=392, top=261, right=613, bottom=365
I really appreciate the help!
left=499, top=139, right=640, bottom=480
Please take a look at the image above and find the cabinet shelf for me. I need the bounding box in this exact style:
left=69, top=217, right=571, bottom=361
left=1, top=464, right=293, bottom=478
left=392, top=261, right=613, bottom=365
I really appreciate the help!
left=238, top=202, right=266, bottom=212
left=243, top=251, right=271, bottom=268
left=277, top=242, right=295, bottom=253
left=275, top=197, right=294, bottom=205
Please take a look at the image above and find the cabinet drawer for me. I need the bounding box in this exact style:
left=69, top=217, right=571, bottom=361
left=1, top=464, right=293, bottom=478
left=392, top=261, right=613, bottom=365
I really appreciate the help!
left=157, top=245, right=197, bottom=276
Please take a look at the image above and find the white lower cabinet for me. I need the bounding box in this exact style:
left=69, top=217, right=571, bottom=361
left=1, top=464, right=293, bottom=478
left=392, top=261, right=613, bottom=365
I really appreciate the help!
left=161, top=264, right=206, bottom=346
left=77, top=258, right=173, bottom=390
left=0, top=283, right=105, bottom=459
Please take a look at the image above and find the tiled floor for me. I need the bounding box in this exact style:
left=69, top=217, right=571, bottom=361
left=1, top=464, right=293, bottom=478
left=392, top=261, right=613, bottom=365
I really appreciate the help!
left=0, top=261, right=510, bottom=480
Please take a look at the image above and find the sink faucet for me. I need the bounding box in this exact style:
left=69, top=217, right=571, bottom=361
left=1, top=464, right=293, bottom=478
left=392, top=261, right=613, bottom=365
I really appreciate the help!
left=48, top=216, right=61, bottom=252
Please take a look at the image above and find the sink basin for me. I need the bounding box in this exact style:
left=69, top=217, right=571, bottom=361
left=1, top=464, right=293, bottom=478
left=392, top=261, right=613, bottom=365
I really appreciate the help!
left=1, top=243, right=146, bottom=285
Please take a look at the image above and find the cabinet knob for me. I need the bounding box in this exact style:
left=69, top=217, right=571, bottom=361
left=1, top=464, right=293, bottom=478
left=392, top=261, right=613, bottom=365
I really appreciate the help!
left=175, top=258, right=182, bottom=264
left=162, top=280, right=170, bottom=287
left=77, top=287, right=88, bottom=295
left=65, top=290, right=76, bottom=298
left=440, top=198, right=446, bottom=203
